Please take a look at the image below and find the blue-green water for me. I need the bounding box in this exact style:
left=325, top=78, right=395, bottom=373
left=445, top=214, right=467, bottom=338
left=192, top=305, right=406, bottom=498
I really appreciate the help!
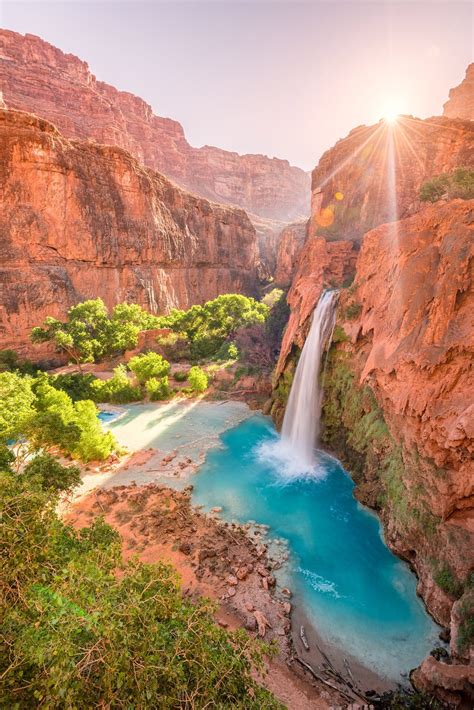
left=192, top=414, right=440, bottom=683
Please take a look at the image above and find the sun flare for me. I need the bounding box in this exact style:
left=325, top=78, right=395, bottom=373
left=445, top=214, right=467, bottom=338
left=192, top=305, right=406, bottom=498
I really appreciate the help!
left=381, top=98, right=404, bottom=124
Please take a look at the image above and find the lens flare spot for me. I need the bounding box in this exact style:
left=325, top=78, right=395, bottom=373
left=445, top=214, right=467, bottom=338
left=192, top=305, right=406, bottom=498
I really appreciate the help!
left=335, top=191, right=344, bottom=201
left=316, top=206, right=335, bottom=227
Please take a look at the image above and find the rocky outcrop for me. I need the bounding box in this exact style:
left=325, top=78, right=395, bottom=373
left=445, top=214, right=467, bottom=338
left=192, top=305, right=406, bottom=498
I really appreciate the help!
left=274, top=221, right=307, bottom=287
left=0, top=29, right=310, bottom=223
left=443, top=64, right=474, bottom=121
left=308, top=115, right=473, bottom=244
left=0, top=109, right=257, bottom=355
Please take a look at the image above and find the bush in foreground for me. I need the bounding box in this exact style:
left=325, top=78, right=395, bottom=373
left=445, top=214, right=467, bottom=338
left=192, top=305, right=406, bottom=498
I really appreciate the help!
left=146, top=375, right=171, bottom=401
left=188, top=366, right=209, bottom=393
left=0, top=469, right=281, bottom=708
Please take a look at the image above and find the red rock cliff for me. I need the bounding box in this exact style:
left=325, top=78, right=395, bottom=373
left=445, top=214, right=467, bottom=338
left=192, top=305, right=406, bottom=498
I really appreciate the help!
left=443, top=63, right=474, bottom=121
left=274, top=220, right=308, bottom=287
left=0, top=29, right=310, bottom=223
left=0, top=109, right=257, bottom=355
left=308, top=115, right=473, bottom=243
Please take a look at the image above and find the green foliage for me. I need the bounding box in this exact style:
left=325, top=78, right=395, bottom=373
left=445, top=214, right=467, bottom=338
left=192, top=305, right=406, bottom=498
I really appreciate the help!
left=433, top=563, right=464, bottom=599
left=0, top=349, right=38, bottom=375
left=51, top=372, right=98, bottom=401
left=0, top=471, right=281, bottom=708
left=145, top=376, right=171, bottom=401
left=31, top=299, right=159, bottom=365
left=344, top=302, right=362, bottom=320
left=262, top=288, right=284, bottom=308
left=332, top=324, right=349, bottom=343
left=15, top=377, right=119, bottom=462
left=419, top=167, right=474, bottom=203
left=0, top=371, right=36, bottom=442
left=90, top=365, right=142, bottom=404
left=155, top=331, right=190, bottom=361
left=156, top=294, right=269, bottom=360
left=173, top=369, right=189, bottom=382
left=128, top=352, right=170, bottom=384
left=188, top=366, right=209, bottom=393
left=22, top=453, right=81, bottom=493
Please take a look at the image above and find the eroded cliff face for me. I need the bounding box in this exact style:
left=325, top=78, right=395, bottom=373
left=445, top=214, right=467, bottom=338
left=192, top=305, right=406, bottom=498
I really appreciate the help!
left=443, top=63, right=474, bottom=121
left=0, top=29, right=310, bottom=222
left=0, top=109, right=257, bottom=355
left=321, top=201, right=474, bottom=703
left=274, top=221, right=307, bottom=287
left=273, top=201, right=473, bottom=702
left=308, top=115, right=473, bottom=244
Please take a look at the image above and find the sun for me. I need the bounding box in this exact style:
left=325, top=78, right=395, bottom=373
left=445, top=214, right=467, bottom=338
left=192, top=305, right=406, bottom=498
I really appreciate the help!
left=381, top=98, right=403, bottom=124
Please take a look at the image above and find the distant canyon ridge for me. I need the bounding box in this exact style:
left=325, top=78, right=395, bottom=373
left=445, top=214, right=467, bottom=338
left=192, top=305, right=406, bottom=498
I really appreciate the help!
left=0, top=29, right=310, bottom=224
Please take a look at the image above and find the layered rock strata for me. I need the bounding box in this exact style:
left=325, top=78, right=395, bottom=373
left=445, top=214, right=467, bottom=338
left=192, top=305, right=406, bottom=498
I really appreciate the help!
left=0, top=29, right=310, bottom=222
left=0, top=109, right=257, bottom=355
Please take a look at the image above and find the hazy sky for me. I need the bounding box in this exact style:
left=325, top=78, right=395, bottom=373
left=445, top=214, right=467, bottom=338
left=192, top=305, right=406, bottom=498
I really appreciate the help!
left=2, top=1, right=473, bottom=170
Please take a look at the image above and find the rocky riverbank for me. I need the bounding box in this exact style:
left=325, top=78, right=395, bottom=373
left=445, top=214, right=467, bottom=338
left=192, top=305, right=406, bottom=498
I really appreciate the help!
left=68, top=482, right=346, bottom=708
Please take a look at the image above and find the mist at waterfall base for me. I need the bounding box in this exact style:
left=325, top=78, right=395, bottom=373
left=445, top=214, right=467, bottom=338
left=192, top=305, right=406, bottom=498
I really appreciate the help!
left=192, top=416, right=440, bottom=682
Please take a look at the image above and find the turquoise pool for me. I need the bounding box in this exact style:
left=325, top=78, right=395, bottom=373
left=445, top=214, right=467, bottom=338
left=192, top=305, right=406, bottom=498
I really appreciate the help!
left=191, top=413, right=440, bottom=683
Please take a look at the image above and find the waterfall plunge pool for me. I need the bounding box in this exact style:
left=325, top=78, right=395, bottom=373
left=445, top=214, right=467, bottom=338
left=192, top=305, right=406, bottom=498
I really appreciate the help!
left=191, top=413, right=441, bottom=685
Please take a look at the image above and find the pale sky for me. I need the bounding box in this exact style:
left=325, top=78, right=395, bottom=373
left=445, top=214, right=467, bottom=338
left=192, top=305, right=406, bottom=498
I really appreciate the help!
left=1, top=1, right=473, bottom=170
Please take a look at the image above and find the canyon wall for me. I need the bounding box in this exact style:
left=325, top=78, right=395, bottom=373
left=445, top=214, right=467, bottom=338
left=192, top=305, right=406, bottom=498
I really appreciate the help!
left=0, top=109, right=257, bottom=355
left=307, top=115, right=473, bottom=244
left=274, top=221, right=307, bottom=287
left=443, top=63, right=474, bottom=121
left=0, top=29, right=310, bottom=223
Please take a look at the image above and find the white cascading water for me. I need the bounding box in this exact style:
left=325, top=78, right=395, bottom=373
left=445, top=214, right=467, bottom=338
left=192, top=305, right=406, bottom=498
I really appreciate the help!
left=280, top=289, right=339, bottom=472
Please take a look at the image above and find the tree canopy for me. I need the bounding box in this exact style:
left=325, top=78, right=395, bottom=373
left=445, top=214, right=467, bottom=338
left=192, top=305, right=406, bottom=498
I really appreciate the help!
left=156, top=294, right=269, bottom=359
left=0, top=464, right=281, bottom=708
left=31, top=299, right=160, bottom=365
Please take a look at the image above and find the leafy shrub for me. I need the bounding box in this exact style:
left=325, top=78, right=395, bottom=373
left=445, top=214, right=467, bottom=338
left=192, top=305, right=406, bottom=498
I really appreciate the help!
left=0, top=371, right=36, bottom=442
left=155, top=332, right=190, bottom=361
left=262, top=288, right=284, bottom=308
left=0, top=471, right=280, bottom=708
left=188, top=366, right=208, bottom=392
left=128, top=352, right=170, bottom=384
left=173, top=369, right=188, bottom=382
left=22, top=453, right=81, bottom=493
left=433, top=563, right=464, bottom=599
left=345, top=302, right=362, bottom=320
left=51, top=372, right=98, bottom=401
left=91, top=365, right=142, bottom=404
left=0, top=349, right=38, bottom=375
left=145, top=376, right=171, bottom=401
left=420, top=167, right=474, bottom=203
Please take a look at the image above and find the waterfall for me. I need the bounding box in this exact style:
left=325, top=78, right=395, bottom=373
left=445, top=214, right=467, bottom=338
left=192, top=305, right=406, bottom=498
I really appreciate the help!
left=281, top=289, right=338, bottom=471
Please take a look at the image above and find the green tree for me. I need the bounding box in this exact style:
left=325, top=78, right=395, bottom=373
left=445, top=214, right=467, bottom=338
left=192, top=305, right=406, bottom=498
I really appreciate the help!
left=31, top=299, right=160, bottom=367
left=0, top=371, right=35, bottom=442
left=157, top=294, right=269, bottom=360
left=22, top=453, right=81, bottom=493
left=90, top=365, right=142, bottom=404
left=188, top=366, right=208, bottom=393
left=128, top=352, right=170, bottom=384
left=0, top=470, right=281, bottom=708
left=145, top=376, right=171, bottom=400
